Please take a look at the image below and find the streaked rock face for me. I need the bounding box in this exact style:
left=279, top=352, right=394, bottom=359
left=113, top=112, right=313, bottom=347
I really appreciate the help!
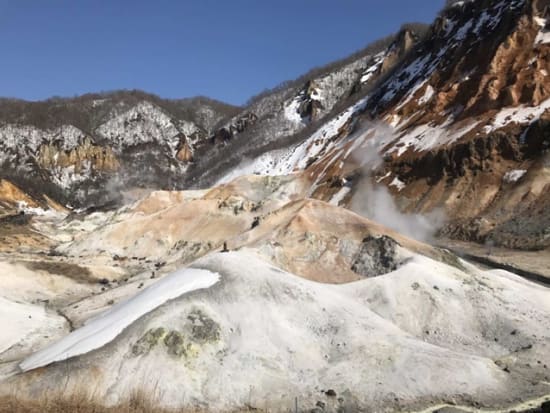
left=37, top=138, right=120, bottom=173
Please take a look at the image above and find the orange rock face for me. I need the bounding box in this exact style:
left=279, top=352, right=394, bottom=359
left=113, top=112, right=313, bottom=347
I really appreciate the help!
left=37, top=137, right=119, bottom=173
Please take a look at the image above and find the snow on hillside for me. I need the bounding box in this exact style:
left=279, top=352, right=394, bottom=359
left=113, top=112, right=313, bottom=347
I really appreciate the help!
left=535, top=17, right=550, bottom=45
left=0, top=99, right=213, bottom=192
left=283, top=51, right=388, bottom=126
left=503, top=169, right=527, bottom=183
left=292, top=98, right=369, bottom=170
left=0, top=124, right=94, bottom=188
left=360, top=52, right=385, bottom=83
left=219, top=1, right=537, bottom=181
left=389, top=176, right=406, bottom=191
left=217, top=42, right=399, bottom=182
left=391, top=119, right=480, bottom=156
left=20, top=268, right=220, bottom=371
left=418, top=84, right=435, bottom=105
left=15, top=201, right=62, bottom=218
left=0, top=99, right=210, bottom=193
left=312, top=57, right=371, bottom=116
left=0, top=101, right=196, bottom=160
left=221, top=97, right=370, bottom=181
left=49, top=164, right=97, bottom=190
left=0, top=124, right=87, bottom=158
left=283, top=95, right=306, bottom=124
left=96, top=101, right=183, bottom=154
left=379, top=0, right=525, bottom=106
left=484, top=97, right=550, bottom=134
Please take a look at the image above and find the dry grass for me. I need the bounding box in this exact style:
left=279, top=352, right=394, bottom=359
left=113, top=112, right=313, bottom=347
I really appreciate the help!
left=20, top=259, right=93, bottom=283
left=0, top=390, right=259, bottom=413
left=0, top=390, right=205, bottom=413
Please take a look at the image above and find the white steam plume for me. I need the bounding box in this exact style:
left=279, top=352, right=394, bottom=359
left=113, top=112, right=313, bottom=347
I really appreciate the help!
left=348, top=121, right=446, bottom=243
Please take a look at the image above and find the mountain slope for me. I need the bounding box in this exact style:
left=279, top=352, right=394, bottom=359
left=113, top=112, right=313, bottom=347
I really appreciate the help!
left=215, top=0, right=550, bottom=251
left=182, top=26, right=427, bottom=189
left=0, top=26, right=429, bottom=209
left=0, top=91, right=240, bottom=207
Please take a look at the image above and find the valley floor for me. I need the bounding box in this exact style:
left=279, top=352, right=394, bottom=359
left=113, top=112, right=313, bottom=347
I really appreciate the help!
left=0, top=177, right=549, bottom=412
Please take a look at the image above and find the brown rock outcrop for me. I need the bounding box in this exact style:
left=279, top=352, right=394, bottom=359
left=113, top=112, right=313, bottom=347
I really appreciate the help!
left=379, top=29, right=418, bottom=75
left=297, top=80, right=324, bottom=121
left=176, top=134, right=194, bottom=162
left=37, top=137, right=119, bottom=173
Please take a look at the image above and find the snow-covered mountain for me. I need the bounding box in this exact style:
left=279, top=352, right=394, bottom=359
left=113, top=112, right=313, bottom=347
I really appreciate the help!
left=0, top=25, right=425, bottom=208
left=0, top=92, right=239, bottom=206
left=2, top=1, right=549, bottom=253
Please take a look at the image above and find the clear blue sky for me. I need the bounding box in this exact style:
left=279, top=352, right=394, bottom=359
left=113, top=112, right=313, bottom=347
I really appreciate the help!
left=0, top=1, right=445, bottom=106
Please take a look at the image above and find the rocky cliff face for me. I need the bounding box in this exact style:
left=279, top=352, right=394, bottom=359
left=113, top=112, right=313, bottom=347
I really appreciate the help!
left=0, top=94, right=239, bottom=206
left=182, top=26, right=427, bottom=188
left=372, top=0, right=550, bottom=250
left=218, top=0, right=550, bottom=251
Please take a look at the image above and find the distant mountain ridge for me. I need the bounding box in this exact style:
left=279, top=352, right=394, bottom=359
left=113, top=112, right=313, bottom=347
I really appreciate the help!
left=0, top=24, right=427, bottom=207
left=0, top=90, right=241, bottom=206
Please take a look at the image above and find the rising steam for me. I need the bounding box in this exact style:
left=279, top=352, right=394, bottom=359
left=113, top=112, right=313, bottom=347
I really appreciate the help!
left=348, top=121, right=446, bottom=243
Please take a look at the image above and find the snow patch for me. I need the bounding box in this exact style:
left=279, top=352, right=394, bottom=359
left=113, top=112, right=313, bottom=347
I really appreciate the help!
left=535, top=30, right=550, bottom=45
left=16, top=201, right=61, bottom=218
left=391, top=119, right=479, bottom=156
left=377, top=171, right=391, bottom=183
left=395, top=80, right=429, bottom=111
left=284, top=96, right=305, bottom=124
left=503, top=169, right=527, bottom=183
left=389, top=177, right=406, bottom=191
left=360, top=52, right=385, bottom=84
left=534, top=17, right=550, bottom=45
left=484, top=97, right=550, bottom=134
left=310, top=87, right=323, bottom=101
left=418, top=85, right=435, bottom=105
left=534, top=16, right=546, bottom=27
left=20, top=268, right=220, bottom=371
